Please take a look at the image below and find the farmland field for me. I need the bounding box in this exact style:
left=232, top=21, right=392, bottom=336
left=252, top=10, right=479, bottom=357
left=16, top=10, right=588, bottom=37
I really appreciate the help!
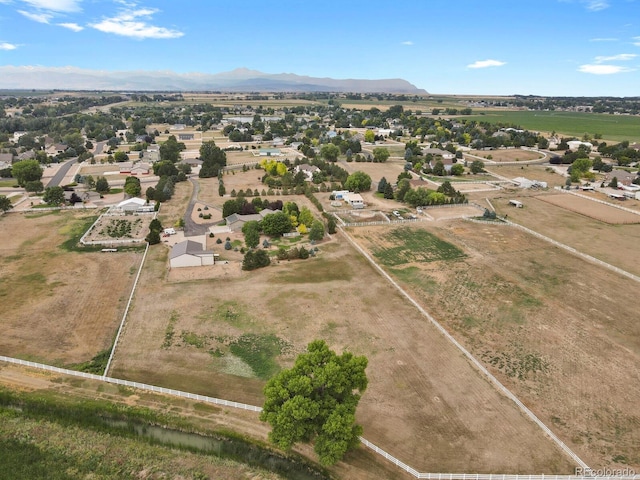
left=111, top=232, right=574, bottom=474
left=0, top=211, right=143, bottom=366
left=469, top=149, right=544, bottom=162
left=536, top=192, right=640, bottom=224
left=350, top=222, right=640, bottom=471
left=457, top=111, right=640, bottom=142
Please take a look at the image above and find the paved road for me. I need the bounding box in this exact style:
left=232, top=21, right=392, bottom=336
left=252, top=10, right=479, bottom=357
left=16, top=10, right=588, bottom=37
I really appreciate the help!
left=46, top=157, right=78, bottom=187
left=183, top=177, right=209, bottom=237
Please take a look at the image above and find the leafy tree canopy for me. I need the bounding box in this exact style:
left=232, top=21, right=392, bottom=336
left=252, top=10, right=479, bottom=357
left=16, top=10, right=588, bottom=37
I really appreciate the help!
left=345, top=171, right=372, bottom=192
left=260, top=340, right=368, bottom=466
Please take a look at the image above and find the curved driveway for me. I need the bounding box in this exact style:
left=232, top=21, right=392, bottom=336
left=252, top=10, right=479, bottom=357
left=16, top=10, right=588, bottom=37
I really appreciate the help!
left=46, top=157, right=78, bottom=187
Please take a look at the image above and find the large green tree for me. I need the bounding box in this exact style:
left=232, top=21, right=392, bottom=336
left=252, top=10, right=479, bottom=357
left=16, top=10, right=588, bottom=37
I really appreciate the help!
left=124, top=176, right=141, bottom=197
left=261, top=211, right=293, bottom=236
left=43, top=186, right=65, bottom=206
left=260, top=340, right=368, bottom=466
left=372, top=147, right=390, bottom=163
left=12, top=159, right=43, bottom=187
left=242, top=220, right=261, bottom=249
left=199, top=140, right=227, bottom=178
left=95, top=176, right=110, bottom=194
left=159, top=135, right=186, bottom=162
left=344, top=171, right=372, bottom=192
left=320, top=144, right=340, bottom=162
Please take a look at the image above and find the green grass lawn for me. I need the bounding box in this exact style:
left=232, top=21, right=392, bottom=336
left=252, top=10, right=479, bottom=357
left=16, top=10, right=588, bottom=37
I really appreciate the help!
left=456, top=110, right=640, bottom=143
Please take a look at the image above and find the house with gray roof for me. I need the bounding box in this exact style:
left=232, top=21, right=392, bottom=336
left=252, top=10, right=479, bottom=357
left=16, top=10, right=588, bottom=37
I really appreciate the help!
left=169, top=240, right=216, bottom=268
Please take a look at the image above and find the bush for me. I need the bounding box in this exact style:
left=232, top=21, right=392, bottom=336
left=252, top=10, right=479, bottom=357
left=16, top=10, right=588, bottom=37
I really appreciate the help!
left=242, top=249, right=271, bottom=270
left=216, top=238, right=222, bottom=244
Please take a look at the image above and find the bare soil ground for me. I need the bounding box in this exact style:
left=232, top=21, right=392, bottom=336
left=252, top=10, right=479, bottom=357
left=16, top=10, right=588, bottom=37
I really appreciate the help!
left=470, top=149, right=544, bottom=162
left=0, top=211, right=142, bottom=365
left=422, top=205, right=484, bottom=221
left=485, top=192, right=640, bottom=277
left=537, top=192, right=640, bottom=224
left=112, top=234, right=573, bottom=474
left=350, top=222, right=640, bottom=471
left=485, top=164, right=568, bottom=187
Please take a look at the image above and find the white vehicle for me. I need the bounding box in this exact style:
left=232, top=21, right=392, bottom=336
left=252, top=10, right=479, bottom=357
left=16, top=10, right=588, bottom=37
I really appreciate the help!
left=163, top=228, right=176, bottom=235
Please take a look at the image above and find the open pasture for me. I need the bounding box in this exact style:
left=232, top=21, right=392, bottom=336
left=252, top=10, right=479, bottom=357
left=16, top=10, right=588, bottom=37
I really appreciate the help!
left=458, top=110, right=640, bottom=142
left=350, top=222, right=640, bottom=471
left=483, top=164, right=567, bottom=187
left=0, top=211, right=142, bottom=366
left=469, top=149, right=544, bottom=162
left=536, top=192, right=640, bottom=224
left=112, top=230, right=574, bottom=474
left=490, top=193, right=640, bottom=276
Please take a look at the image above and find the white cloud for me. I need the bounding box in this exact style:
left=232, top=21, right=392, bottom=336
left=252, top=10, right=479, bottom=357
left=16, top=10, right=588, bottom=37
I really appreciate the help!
left=578, top=64, right=635, bottom=74
left=18, top=8, right=52, bottom=22
left=634, top=36, right=640, bottom=47
left=589, top=37, right=618, bottom=42
left=467, top=59, right=506, bottom=69
left=0, top=42, right=18, bottom=50
left=594, top=53, right=636, bottom=62
left=57, top=21, right=83, bottom=31
left=401, top=41, right=413, bottom=46
left=90, top=7, right=183, bottom=39
left=21, top=0, right=81, bottom=12
left=583, top=0, right=610, bottom=11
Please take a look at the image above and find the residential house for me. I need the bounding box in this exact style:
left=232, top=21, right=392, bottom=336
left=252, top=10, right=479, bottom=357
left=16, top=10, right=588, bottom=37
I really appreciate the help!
left=178, top=133, right=195, bottom=141
left=130, top=163, right=151, bottom=175
left=294, top=163, right=321, bottom=181
left=13, top=131, right=28, bottom=143
left=0, top=153, right=14, bottom=166
left=169, top=240, right=216, bottom=268
left=567, top=140, right=593, bottom=151
left=422, top=148, right=455, bottom=161
left=224, top=208, right=280, bottom=232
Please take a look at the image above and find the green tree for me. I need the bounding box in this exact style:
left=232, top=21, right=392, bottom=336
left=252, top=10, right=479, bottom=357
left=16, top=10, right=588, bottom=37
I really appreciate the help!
left=146, top=229, right=161, bottom=245
left=364, top=130, right=375, bottom=143
left=260, top=340, right=368, bottom=466
left=372, top=147, right=390, bottom=163
left=0, top=195, right=12, bottom=212
left=218, top=183, right=226, bottom=197
left=609, top=177, right=618, bottom=188
left=432, top=160, right=445, bottom=176
left=24, top=181, right=44, bottom=194
left=124, top=176, right=142, bottom=197
left=309, top=220, right=325, bottom=241
left=242, top=249, right=271, bottom=270
left=242, top=220, right=261, bottom=249
left=43, top=186, right=65, bottom=206
left=320, top=144, right=340, bottom=162
left=95, top=176, right=110, bottom=194
left=450, top=163, right=464, bottom=176
left=12, top=159, right=43, bottom=187
left=383, top=182, right=395, bottom=199
left=159, top=135, right=186, bottom=162
left=327, top=215, right=337, bottom=234
left=395, top=178, right=411, bottom=202
left=470, top=160, right=485, bottom=174
left=377, top=177, right=387, bottom=194
left=344, top=171, right=372, bottom=192
left=113, top=151, right=129, bottom=162
left=199, top=140, right=227, bottom=178
left=298, top=206, right=314, bottom=228
left=261, top=211, right=293, bottom=236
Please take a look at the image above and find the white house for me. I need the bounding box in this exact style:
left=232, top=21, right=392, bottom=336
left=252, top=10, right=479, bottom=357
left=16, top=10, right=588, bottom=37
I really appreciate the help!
left=294, top=163, right=321, bottom=181
left=169, top=240, right=216, bottom=268
left=115, top=197, right=154, bottom=213
left=13, top=131, right=28, bottom=143
left=346, top=193, right=365, bottom=209
left=332, top=190, right=350, bottom=200
left=423, top=148, right=455, bottom=161
left=567, top=140, right=592, bottom=151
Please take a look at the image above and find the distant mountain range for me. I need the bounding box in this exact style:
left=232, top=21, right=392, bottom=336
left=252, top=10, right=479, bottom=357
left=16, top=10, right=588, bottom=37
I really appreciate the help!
left=0, top=66, right=427, bottom=94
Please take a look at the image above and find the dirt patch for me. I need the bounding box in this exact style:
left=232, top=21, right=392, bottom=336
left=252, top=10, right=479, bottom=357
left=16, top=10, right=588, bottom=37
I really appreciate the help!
left=536, top=192, right=640, bottom=224
left=0, top=211, right=143, bottom=365
left=470, top=149, right=544, bottom=162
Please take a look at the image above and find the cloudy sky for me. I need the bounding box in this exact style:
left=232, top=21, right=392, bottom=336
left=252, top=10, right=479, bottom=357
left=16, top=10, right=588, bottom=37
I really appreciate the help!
left=0, top=0, right=639, bottom=95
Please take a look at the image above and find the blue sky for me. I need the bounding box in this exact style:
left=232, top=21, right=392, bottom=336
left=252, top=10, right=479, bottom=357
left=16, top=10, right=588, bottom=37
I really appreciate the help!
left=0, top=0, right=639, bottom=96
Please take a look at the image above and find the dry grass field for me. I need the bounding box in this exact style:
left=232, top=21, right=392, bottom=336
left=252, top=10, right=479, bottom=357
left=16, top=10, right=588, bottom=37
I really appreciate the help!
left=111, top=231, right=574, bottom=474
left=470, top=149, right=544, bottom=162
left=0, top=211, right=142, bottom=365
left=487, top=192, right=640, bottom=277
left=537, top=192, right=640, bottom=224
left=350, top=222, right=640, bottom=471
left=484, top=164, right=567, bottom=187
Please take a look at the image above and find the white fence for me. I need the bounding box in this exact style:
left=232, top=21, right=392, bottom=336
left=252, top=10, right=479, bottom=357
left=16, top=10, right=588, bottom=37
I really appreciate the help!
left=555, top=187, right=640, bottom=218
left=0, top=355, right=261, bottom=412
left=3, top=354, right=639, bottom=479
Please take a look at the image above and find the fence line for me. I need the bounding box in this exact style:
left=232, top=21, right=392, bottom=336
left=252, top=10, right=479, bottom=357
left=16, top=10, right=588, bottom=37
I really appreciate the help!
left=3, top=354, right=638, bottom=479
left=505, top=220, right=640, bottom=284
left=554, top=187, right=640, bottom=217
left=103, top=241, right=149, bottom=377
left=338, top=227, right=590, bottom=471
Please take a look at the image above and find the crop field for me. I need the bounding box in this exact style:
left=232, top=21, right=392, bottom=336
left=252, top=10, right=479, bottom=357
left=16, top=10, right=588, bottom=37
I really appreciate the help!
left=0, top=211, right=142, bottom=366
left=111, top=231, right=574, bottom=474
left=369, top=226, right=466, bottom=265
left=82, top=214, right=154, bottom=243
left=458, top=111, right=640, bottom=143
left=350, top=221, right=640, bottom=471
left=536, top=192, right=640, bottom=224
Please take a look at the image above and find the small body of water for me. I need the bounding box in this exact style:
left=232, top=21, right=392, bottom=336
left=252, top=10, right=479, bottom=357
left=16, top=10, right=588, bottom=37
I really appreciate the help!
left=105, top=419, right=328, bottom=480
